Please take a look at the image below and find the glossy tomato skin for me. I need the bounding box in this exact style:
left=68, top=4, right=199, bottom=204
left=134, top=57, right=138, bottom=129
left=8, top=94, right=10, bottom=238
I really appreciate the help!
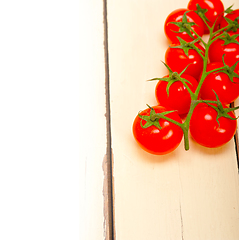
left=200, top=62, right=239, bottom=104
left=132, top=106, right=183, bottom=155
left=164, top=8, right=204, bottom=44
left=190, top=103, right=237, bottom=148
left=208, top=34, right=239, bottom=67
left=219, top=9, right=239, bottom=35
left=165, top=43, right=205, bottom=80
left=188, top=0, right=224, bottom=33
left=155, top=74, right=198, bottom=115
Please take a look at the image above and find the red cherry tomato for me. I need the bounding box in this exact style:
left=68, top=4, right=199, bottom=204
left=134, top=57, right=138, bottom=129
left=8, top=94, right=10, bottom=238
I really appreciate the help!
left=132, top=106, right=183, bottom=155
left=219, top=9, right=239, bottom=35
left=165, top=43, right=205, bottom=80
left=190, top=103, right=237, bottom=148
left=200, top=62, right=239, bottom=104
left=164, top=8, right=204, bottom=44
left=188, top=0, right=224, bottom=33
left=155, top=74, right=198, bottom=115
left=208, top=33, right=239, bottom=67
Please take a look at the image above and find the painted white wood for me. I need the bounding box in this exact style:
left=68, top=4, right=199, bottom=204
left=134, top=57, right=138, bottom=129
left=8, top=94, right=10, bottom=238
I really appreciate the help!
left=0, top=1, right=107, bottom=240
left=80, top=0, right=108, bottom=239
left=107, top=0, right=239, bottom=239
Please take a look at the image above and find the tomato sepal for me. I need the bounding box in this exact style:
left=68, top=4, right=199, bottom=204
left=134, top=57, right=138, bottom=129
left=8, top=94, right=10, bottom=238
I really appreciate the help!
left=224, top=16, right=239, bottom=33
left=224, top=5, right=234, bottom=14
left=149, top=61, right=194, bottom=97
left=195, top=3, right=210, bottom=23
left=214, top=55, right=239, bottom=83
left=218, top=32, right=239, bottom=45
left=202, top=56, right=239, bottom=83
left=138, top=105, right=179, bottom=130
left=170, top=37, right=204, bottom=57
left=203, top=91, right=239, bottom=126
left=169, top=11, right=197, bottom=40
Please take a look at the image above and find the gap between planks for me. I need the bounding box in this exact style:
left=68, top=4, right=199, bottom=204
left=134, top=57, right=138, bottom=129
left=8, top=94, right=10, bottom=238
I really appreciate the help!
left=231, top=102, right=239, bottom=171
left=234, top=132, right=239, bottom=172
left=103, top=0, right=115, bottom=239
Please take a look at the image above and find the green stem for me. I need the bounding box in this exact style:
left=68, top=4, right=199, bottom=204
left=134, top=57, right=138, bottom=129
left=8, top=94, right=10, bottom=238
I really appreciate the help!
left=208, top=31, right=228, bottom=47
left=181, top=22, right=230, bottom=150
left=181, top=100, right=200, bottom=150
left=173, top=74, right=195, bottom=99
left=212, top=25, right=232, bottom=38
left=189, top=27, right=207, bottom=46
left=182, top=127, right=190, bottom=151
left=199, top=12, right=211, bottom=31
left=154, top=100, right=202, bottom=150
left=178, top=17, right=239, bottom=150
left=155, top=114, right=183, bottom=128
left=142, top=16, right=239, bottom=152
left=194, top=66, right=226, bottom=97
left=191, top=44, right=205, bottom=59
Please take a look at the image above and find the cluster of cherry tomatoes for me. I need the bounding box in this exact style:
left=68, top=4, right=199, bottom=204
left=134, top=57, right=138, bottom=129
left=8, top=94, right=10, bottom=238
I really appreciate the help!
left=133, top=0, right=239, bottom=155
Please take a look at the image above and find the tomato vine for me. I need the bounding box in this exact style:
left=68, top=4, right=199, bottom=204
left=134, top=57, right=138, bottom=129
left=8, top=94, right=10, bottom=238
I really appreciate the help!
left=133, top=1, right=239, bottom=155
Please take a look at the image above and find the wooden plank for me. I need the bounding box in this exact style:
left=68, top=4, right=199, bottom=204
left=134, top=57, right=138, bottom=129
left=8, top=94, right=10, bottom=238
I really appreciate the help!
left=107, top=0, right=239, bottom=239
left=80, top=0, right=109, bottom=239
left=0, top=1, right=108, bottom=240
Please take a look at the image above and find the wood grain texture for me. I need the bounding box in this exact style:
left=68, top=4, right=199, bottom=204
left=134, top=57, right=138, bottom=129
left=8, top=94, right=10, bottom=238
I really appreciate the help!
left=80, top=0, right=108, bottom=239
left=107, top=0, right=239, bottom=239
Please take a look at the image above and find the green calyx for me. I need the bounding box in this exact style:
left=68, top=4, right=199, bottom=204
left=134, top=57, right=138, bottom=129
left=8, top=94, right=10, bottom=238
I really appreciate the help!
left=138, top=105, right=176, bottom=130
left=195, top=3, right=210, bottom=23
left=204, top=91, right=239, bottom=127
left=169, top=11, right=197, bottom=39
left=216, top=55, right=239, bottom=83
left=148, top=61, right=192, bottom=96
left=224, top=5, right=234, bottom=14
left=218, top=32, right=239, bottom=45
left=170, top=37, right=202, bottom=56
left=224, top=16, right=239, bottom=32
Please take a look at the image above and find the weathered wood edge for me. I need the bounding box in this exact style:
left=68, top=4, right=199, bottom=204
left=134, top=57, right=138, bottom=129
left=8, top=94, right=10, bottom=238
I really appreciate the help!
left=231, top=102, right=239, bottom=172
left=103, top=0, right=115, bottom=239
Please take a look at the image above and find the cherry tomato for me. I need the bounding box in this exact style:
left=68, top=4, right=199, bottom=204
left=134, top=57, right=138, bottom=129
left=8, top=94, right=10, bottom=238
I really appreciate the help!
left=190, top=103, right=237, bottom=148
left=165, top=42, right=205, bottom=80
left=132, top=106, right=183, bottom=155
left=155, top=74, right=198, bottom=115
left=219, top=9, right=239, bottom=35
left=208, top=33, right=239, bottom=67
left=164, top=8, right=204, bottom=44
left=188, top=0, right=224, bottom=33
left=200, top=62, right=239, bottom=104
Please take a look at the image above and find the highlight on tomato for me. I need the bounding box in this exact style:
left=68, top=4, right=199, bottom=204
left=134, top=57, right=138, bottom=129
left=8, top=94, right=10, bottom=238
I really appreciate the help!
left=208, top=32, right=239, bottom=68
left=155, top=74, right=198, bottom=115
left=132, top=106, right=183, bottom=155
left=164, top=8, right=204, bottom=44
left=165, top=39, right=205, bottom=80
left=199, top=62, right=239, bottom=104
left=189, top=103, right=237, bottom=148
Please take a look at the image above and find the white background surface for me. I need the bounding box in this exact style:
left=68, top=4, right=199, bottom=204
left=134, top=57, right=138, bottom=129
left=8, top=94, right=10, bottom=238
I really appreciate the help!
left=0, top=1, right=96, bottom=239
left=1, top=0, right=239, bottom=240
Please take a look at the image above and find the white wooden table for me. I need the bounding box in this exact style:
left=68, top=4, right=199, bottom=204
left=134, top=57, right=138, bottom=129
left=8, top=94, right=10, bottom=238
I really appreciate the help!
left=90, top=0, right=239, bottom=239
left=1, top=0, right=239, bottom=239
